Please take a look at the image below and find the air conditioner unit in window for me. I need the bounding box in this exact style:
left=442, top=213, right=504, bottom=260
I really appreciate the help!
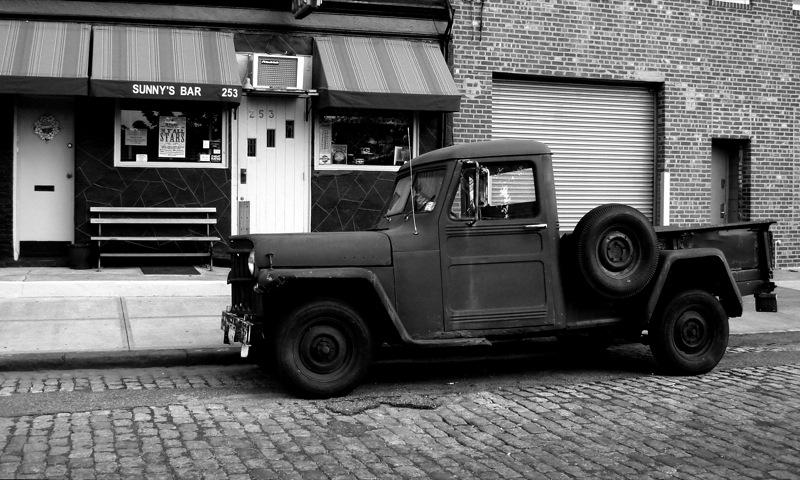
left=251, top=54, right=304, bottom=90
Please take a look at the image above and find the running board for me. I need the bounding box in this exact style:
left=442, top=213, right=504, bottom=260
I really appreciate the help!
left=405, top=337, right=492, bottom=348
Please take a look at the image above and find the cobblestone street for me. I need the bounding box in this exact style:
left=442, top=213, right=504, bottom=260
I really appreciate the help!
left=1, top=347, right=799, bottom=480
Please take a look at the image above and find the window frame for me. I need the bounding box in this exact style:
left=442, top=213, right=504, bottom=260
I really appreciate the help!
left=113, top=99, right=230, bottom=169
left=449, top=159, right=540, bottom=222
left=385, top=167, right=446, bottom=218
left=314, top=109, right=420, bottom=172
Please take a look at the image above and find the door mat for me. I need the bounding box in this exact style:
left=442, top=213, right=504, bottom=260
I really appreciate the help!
left=140, top=266, right=200, bottom=275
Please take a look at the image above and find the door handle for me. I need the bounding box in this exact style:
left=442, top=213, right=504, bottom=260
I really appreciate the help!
left=524, top=223, right=547, bottom=230
left=66, top=172, right=73, bottom=179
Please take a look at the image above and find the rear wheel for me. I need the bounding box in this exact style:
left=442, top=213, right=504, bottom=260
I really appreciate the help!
left=574, top=204, right=658, bottom=298
left=649, top=289, right=729, bottom=375
left=274, top=300, right=373, bottom=398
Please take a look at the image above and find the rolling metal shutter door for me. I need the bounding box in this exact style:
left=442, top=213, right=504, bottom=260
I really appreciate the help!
left=492, top=80, right=655, bottom=231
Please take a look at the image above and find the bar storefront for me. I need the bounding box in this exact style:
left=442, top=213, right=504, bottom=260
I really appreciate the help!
left=0, top=1, right=461, bottom=264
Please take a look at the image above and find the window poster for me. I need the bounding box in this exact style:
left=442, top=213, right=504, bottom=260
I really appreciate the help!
left=209, top=139, right=222, bottom=162
left=125, top=128, right=147, bottom=146
left=158, top=116, right=187, bottom=158
left=318, top=121, right=332, bottom=165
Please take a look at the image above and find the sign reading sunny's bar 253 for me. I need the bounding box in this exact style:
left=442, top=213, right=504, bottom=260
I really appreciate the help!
left=90, top=25, right=242, bottom=104
left=124, top=83, right=240, bottom=101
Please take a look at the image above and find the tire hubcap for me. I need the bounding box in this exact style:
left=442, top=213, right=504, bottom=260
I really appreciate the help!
left=299, top=324, right=349, bottom=374
left=600, top=231, right=636, bottom=273
left=675, top=311, right=709, bottom=354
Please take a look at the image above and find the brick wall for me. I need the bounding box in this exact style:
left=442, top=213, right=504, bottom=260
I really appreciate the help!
left=450, top=0, right=800, bottom=267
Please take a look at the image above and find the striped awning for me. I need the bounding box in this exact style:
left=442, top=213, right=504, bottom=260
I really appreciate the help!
left=313, top=36, right=461, bottom=111
left=90, top=25, right=242, bottom=103
left=0, top=21, right=90, bottom=95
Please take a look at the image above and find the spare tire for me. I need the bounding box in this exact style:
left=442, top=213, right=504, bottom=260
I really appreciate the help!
left=573, top=204, right=658, bottom=299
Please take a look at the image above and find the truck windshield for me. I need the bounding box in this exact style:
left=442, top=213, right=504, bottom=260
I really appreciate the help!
left=385, top=170, right=445, bottom=217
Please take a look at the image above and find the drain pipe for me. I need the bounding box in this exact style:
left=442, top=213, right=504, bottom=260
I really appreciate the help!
left=442, top=0, right=456, bottom=148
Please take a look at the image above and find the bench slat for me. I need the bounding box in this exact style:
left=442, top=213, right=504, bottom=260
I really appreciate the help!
left=91, top=236, right=220, bottom=242
left=90, top=207, right=216, bottom=213
left=91, top=218, right=216, bottom=224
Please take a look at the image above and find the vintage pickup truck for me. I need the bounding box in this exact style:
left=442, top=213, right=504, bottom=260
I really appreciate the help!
left=221, top=140, right=778, bottom=398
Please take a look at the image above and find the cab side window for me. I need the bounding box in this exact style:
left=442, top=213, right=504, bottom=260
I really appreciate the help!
left=450, top=161, right=538, bottom=221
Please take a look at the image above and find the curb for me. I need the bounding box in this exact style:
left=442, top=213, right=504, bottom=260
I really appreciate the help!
left=0, top=347, right=244, bottom=372
left=0, top=280, right=229, bottom=299
left=3, top=331, right=800, bottom=373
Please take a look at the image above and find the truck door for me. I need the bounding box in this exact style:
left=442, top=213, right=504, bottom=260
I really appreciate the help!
left=440, top=158, right=557, bottom=331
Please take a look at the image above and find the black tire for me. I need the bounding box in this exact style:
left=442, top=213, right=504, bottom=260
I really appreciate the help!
left=649, top=289, right=729, bottom=375
left=574, top=204, right=658, bottom=298
left=273, top=300, right=373, bottom=398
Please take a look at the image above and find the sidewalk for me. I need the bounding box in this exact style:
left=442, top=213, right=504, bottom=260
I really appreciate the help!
left=0, top=266, right=239, bottom=370
left=0, top=265, right=799, bottom=371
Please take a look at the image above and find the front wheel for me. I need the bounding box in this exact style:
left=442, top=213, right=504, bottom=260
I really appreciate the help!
left=649, top=289, right=729, bottom=375
left=273, top=300, right=373, bottom=398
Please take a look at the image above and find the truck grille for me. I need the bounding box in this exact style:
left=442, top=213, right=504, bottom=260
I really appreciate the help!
left=228, top=249, right=256, bottom=312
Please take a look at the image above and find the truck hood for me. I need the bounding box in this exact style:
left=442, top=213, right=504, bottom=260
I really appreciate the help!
left=240, top=231, right=392, bottom=268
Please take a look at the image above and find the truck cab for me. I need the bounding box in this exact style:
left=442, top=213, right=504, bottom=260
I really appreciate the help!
left=378, top=140, right=565, bottom=339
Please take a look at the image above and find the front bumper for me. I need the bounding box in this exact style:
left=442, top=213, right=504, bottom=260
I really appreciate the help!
left=221, top=309, right=255, bottom=357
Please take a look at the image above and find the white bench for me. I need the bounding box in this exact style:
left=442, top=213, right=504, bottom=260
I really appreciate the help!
left=90, top=207, right=220, bottom=270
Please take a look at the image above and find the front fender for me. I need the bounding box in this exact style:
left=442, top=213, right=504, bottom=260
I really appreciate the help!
left=643, top=248, right=743, bottom=324
left=256, top=267, right=416, bottom=344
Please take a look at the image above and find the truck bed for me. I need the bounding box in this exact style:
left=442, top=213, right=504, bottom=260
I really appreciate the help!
left=655, top=221, right=776, bottom=297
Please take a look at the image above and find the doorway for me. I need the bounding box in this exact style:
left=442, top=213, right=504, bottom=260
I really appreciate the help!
left=15, top=97, right=76, bottom=258
left=236, top=96, right=310, bottom=234
left=710, top=139, right=746, bottom=225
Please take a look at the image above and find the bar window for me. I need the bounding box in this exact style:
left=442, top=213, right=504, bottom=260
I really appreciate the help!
left=315, top=108, right=416, bottom=171
left=115, top=100, right=228, bottom=168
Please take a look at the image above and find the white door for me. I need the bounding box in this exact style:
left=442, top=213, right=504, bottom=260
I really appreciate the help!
left=16, top=97, right=75, bottom=243
left=710, top=145, right=729, bottom=225
left=237, top=96, right=310, bottom=233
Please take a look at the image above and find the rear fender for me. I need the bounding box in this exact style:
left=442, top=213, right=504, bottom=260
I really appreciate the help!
left=256, top=267, right=414, bottom=344
left=643, top=249, right=743, bottom=324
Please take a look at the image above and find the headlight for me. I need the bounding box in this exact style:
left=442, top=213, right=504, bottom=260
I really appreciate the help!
left=247, top=250, right=256, bottom=275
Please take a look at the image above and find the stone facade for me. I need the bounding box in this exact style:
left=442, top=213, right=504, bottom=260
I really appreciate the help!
left=73, top=98, right=232, bottom=257
left=311, top=171, right=396, bottom=231
left=449, top=0, right=799, bottom=266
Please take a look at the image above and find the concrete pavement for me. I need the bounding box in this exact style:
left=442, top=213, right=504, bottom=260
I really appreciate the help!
left=0, top=265, right=798, bottom=370
left=0, top=266, right=238, bottom=370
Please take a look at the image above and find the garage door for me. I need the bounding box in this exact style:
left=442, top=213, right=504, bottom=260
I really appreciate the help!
left=492, top=79, right=655, bottom=231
